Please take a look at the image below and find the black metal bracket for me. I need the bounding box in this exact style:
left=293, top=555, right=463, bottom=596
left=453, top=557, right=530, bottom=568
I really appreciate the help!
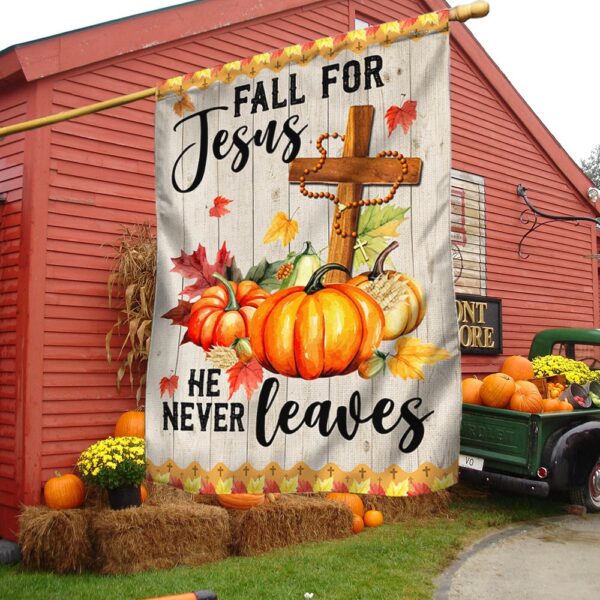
left=516, top=184, right=600, bottom=259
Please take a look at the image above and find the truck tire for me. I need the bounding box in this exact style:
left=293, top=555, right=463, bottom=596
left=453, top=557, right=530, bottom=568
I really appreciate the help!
left=569, top=458, right=600, bottom=512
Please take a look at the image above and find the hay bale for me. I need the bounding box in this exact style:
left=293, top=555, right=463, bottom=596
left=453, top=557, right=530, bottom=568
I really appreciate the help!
left=90, top=501, right=230, bottom=574
left=144, top=483, right=197, bottom=507
left=82, top=486, right=108, bottom=510
left=19, top=507, right=94, bottom=573
left=363, top=490, right=450, bottom=523
left=229, top=494, right=353, bottom=556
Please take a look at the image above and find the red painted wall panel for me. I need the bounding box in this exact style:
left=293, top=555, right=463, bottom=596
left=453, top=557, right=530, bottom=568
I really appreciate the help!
left=0, top=0, right=596, bottom=530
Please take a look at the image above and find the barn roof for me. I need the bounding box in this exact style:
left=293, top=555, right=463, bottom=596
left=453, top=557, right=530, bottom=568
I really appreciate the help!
left=0, top=0, right=595, bottom=205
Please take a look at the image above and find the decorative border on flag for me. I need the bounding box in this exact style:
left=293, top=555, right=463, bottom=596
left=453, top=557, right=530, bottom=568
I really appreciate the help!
left=156, top=10, right=449, bottom=99
left=147, top=458, right=458, bottom=496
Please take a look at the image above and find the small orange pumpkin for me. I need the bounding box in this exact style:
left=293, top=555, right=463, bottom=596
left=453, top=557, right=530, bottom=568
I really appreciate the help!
left=140, top=483, right=148, bottom=503
left=363, top=509, right=384, bottom=527
left=250, top=264, right=384, bottom=379
left=480, top=373, right=515, bottom=408
left=217, top=493, right=265, bottom=510
left=509, top=380, right=543, bottom=413
left=352, top=514, right=365, bottom=534
left=462, top=377, right=483, bottom=405
left=44, top=472, right=85, bottom=509
left=115, top=410, right=145, bottom=438
left=501, top=355, right=534, bottom=381
left=558, top=399, right=574, bottom=412
left=542, top=397, right=563, bottom=413
left=325, top=492, right=365, bottom=517
left=187, top=275, right=269, bottom=350
left=347, top=242, right=426, bottom=340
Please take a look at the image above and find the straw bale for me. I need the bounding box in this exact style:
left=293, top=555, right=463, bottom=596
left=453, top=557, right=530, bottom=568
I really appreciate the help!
left=82, top=485, right=108, bottom=510
left=229, top=494, right=353, bottom=556
left=90, top=501, right=230, bottom=574
left=144, top=483, right=197, bottom=507
left=19, top=507, right=94, bottom=573
left=363, top=490, right=450, bottom=523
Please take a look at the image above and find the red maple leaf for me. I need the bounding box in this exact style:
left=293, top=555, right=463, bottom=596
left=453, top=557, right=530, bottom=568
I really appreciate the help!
left=366, top=25, right=379, bottom=37
left=403, top=16, right=418, bottom=28
left=332, top=481, right=349, bottom=493
left=200, top=481, right=216, bottom=495
left=385, top=100, right=417, bottom=136
left=226, top=360, right=264, bottom=400
left=169, top=474, right=183, bottom=489
left=209, top=195, right=233, bottom=218
left=264, top=479, right=280, bottom=493
left=408, top=481, right=431, bottom=496
left=297, top=479, right=313, bottom=493
left=232, top=480, right=247, bottom=494
left=171, top=241, right=233, bottom=299
left=162, top=300, right=193, bottom=327
left=160, top=374, right=179, bottom=398
left=369, top=482, right=386, bottom=496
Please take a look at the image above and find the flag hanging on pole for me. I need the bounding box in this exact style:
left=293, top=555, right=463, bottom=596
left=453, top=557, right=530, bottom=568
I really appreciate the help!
left=147, top=10, right=460, bottom=498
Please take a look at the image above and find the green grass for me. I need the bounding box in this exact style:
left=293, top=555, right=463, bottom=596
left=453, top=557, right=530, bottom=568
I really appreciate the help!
left=0, top=488, right=563, bottom=600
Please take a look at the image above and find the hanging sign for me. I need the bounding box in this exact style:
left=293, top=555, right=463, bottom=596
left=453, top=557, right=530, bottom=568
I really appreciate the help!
left=147, top=10, right=460, bottom=498
left=456, top=294, right=503, bottom=355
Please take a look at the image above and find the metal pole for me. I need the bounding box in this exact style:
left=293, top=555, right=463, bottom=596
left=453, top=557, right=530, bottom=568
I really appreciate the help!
left=0, top=1, right=489, bottom=140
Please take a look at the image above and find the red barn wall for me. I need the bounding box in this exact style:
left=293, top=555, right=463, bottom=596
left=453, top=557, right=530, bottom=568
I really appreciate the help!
left=0, top=0, right=596, bottom=538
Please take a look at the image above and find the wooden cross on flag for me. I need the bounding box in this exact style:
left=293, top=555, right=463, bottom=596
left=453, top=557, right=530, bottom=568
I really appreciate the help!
left=289, top=105, right=422, bottom=283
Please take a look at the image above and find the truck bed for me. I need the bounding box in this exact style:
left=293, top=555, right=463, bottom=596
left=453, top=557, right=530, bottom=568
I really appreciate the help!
left=460, top=404, right=600, bottom=477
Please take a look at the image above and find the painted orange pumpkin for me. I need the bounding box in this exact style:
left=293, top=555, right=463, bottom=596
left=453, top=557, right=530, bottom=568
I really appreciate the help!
left=250, top=264, right=384, bottom=379
left=501, top=355, right=534, bottom=381
left=480, top=373, right=515, bottom=408
left=352, top=514, right=365, bottom=534
left=217, top=493, right=265, bottom=510
left=462, top=377, right=483, bottom=405
left=348, top=242, right=426, bottom=340
left=326, top=492, right=365, bottom=517
left=364, top=509, right=384, bottom=527
left=187, top=275, right=269, bottom=350
left=509, top=380, right=543, bottom=413
left=115, top=410, right=144, bottom=438
left=44, top=472, right=85, bottom=510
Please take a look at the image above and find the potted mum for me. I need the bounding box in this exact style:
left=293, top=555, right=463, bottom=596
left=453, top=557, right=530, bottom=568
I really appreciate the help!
left=77, top=436, right=146, bottom=509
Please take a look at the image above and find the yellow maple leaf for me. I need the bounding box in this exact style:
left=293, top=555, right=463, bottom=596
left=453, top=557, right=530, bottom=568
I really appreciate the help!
left=431, top=473, right=456, bottom=492
left=280, top=476, right=299, bottom=493
left=247, top=476, right=265, bottom=494
left=368, top=218, right=404, bottom=239
left=173, top=93, right=196, bottom=117
left=313, top=477, right=333, bottom=492
left=388, top=337, right=451, bottom=380
left=183, top=477, right=202, bottom=494
left=153, top=471, right=170, bottom=485
left=386, top=479, right=410, bottom=497
left=349, top=478, right=370, bottom=494
left=216, top=477, right=233, bottom=494
left=263, top=212, right=299, bottom=246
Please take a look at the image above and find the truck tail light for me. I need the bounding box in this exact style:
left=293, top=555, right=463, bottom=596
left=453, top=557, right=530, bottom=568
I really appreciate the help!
left=537, top=467, right=549, bottom=479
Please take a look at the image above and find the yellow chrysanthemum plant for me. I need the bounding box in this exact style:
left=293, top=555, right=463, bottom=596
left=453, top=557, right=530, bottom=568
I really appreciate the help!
left=77, top=437, right=146, bottom=490
left=532, top=355, right=600, bottom=385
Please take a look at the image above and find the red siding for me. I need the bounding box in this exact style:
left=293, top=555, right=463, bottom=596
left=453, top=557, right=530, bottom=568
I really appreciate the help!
left=0, top=88, right=25, bottom=536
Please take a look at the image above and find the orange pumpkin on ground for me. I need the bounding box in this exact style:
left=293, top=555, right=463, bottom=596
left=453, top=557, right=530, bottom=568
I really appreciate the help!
left=462, top=377, right=483, bottom=405
left=325, top=492, right=365, bottom=517
left=480, top=373, right=515, bottom=408
left=217, top=493, right=265, bottom=510
left=44, top=472, right=85, bottom=509
left=501, top=355, right=534, bottom=381
left=250, top=264, right=384, bottom=379
left=115, top=410, right=145, bottom=438
left=187, top=275, right=269, bottom=350
left=347, top=242, right=426, bottom=340
left=364, top=509, right=384, bottom=527
left=542, top=397, right=563, bottom=413
left=352, top=514, right=365, bottom=534
left=509, top=380, right=543, bottom=413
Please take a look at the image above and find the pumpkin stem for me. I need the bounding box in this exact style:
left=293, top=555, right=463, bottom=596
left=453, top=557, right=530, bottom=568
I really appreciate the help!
left=213, top=273, right=240, bottom=311
left=54, top=471, right=62, bottom=478
left=368, top=241, right=399, bottom=281
left=304, top=263, right=351, bottom=295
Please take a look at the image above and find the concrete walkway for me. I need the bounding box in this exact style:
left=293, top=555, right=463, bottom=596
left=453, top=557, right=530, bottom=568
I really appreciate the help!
left=435, top=514, right=600, bottom=600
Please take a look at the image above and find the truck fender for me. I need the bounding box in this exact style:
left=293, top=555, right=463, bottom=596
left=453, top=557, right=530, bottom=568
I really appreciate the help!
left=542, top=420, right=600, bottom=490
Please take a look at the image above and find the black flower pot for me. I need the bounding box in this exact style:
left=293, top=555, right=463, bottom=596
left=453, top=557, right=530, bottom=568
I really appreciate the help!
left=107, top=484, right=141, bottom=510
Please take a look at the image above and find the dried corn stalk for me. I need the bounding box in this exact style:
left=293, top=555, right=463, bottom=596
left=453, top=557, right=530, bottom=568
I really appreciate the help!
left=105, top=224, right=157, bottom=403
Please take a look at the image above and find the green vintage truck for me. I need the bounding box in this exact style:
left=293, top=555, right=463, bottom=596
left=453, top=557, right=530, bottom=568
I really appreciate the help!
left=460, top=328, right=600, bottom=511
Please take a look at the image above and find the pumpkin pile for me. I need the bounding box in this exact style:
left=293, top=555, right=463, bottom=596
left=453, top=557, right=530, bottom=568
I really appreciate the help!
left=325, top=492, right=384, bottom=533
left=462, top=355, right=574, bottom=414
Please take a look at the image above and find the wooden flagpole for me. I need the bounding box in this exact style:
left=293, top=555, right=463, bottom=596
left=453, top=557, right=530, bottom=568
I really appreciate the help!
left=0, top=1, right=489, bottom=140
